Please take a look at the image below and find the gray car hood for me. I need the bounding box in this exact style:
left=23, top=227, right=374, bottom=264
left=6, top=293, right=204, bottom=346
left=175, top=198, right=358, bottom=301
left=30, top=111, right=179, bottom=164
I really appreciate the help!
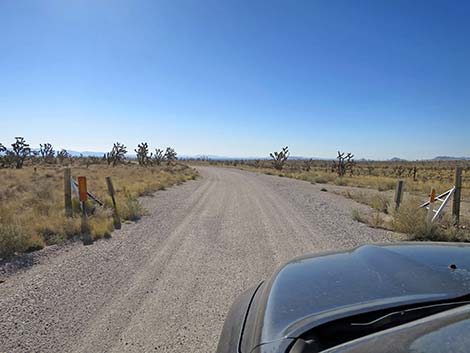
left=243, top=243, right=470, bottom=351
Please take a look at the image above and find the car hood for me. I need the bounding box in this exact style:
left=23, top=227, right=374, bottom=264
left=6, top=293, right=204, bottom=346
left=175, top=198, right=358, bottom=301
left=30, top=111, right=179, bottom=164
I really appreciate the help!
left=242, top=243, right=470, bottom=352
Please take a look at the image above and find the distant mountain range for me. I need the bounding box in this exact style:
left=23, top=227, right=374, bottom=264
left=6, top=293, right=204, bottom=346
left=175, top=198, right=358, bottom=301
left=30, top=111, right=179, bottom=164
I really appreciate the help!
left=388, top=156, right=470, bottom=161
left=184, top=155, right=331, bottom=161
left=433, top=156, right=470, bottom=161
left=19, top=150, right=469, bottom=161
left=67, top=150, right=106, bottom=157
left=389, top=157, right=407, bottom=162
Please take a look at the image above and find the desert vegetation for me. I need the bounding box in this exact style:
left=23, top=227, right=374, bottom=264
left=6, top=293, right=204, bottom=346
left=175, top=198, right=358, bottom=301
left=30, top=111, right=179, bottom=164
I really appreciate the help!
left=0, top=137, right=197, bottom=259
left=188, top=150, right=470, bottom=241
left=348, top=192, right=470, bottom=242
left=269, top=146, right=290, bottom=170
left=191, top=155, right=469, bottom=198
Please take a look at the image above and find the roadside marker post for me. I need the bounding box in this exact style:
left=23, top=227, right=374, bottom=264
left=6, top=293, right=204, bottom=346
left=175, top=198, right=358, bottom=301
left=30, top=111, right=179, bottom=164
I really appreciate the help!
left=106, top=176, right=121, bottom=229
left=427, top=188, right=436, bottom=222
left=78, top=176, right=88, bottom=204
left=78, top=176, right=93, bottom=245
left=419, top=187, right=456, bottom=223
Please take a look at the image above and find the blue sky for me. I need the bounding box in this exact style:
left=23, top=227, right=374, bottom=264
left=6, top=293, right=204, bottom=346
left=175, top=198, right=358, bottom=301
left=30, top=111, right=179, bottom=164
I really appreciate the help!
left=0, top=0, right=469, bottom=159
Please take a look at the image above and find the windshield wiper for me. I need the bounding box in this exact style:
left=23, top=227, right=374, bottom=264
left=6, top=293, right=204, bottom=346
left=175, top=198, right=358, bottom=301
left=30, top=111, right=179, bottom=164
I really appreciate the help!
left=350, top=300, right=470, bottom=328
left=299, top=296, right=470, bottom=352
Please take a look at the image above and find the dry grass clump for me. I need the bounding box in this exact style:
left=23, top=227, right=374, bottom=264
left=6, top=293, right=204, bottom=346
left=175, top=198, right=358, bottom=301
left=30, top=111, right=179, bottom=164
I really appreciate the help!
left=351, top=209, right=368, bottom=224
left=0, top=163, right=197, bottom=258
left=349, top=192, right=470, bottom=242
left=341, top=190, right=391, bottom=214
left=391, top=199, right=470, bottom=242
left=0, top=224, right=34, bottom=258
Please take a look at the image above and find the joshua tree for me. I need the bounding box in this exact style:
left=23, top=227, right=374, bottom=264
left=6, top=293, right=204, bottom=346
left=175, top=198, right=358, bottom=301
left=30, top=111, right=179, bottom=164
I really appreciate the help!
left=57, top=149, right=71, bottom=164
left=11, top=137, right=31, bottom=169
left=106, top=142, right=127, bottom=167
left=135, top=142, right=152, bottom=166
left=269, top=146, right=289, bottom=170
left=0, top=143, right=6, bottom=168
left=333, top=151, right=355, bottom=177
left=394, top=165, right=405, bottom=178
left=409, top=166, right=418, bottom=181
left=39, top=143, right=55, bottom=163
left=303, top=159, right=313, bottom=171
left=164, top=147, right=177, bottom=164
left=154, top=148, right=164, bottom=165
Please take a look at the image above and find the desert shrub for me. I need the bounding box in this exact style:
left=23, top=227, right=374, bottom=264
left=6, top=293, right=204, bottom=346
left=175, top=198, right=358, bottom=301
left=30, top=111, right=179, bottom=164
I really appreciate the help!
left=334, top=178, right=348, bottom=186
left=377, top=180, right=396, bottom=191
left=391, top=199, right=428, bottom=235
left=0, top=163, right=197, bottom=256
left=0, top=205, right=15, bottom=224
left=315, top=176, right=329, bottom=184
left=34, top=217, right=67, bottom=245
left=351, top=209, right=367, bottom=223
left=351, top=209, right=385, bottom=228
left=119, top=195, right=143, bottom=221
left=370, top=211, right=385, bottom=228
left=391, top=199, right=470, bottom=242
left=89, top=216, right=114, bottom=240
left=0, top=224, right=42, bottom=258
left=369, top=195, right=390, bottom=214
left=26, top=234, right=46, bottom=252
left=62, top=217, right=82, bottom=239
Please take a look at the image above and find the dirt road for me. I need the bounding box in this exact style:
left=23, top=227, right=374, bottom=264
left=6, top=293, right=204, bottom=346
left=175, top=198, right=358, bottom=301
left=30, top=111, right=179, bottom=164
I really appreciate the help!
left=0, top=166, right=396, bottom=353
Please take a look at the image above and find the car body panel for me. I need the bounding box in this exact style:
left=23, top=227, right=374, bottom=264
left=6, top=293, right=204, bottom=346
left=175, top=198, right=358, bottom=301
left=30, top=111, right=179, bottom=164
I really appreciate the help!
left=256, top=243, right=470, bottom=345
left=216, top=285, right=260, bottom=353
left=323, top=304, right=470, bottom=353
left=218, top=242, right=470, bottom=353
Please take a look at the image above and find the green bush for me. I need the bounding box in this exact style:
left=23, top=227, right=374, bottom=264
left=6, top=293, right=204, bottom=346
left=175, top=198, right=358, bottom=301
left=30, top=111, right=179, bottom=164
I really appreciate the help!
left=119, top=195, right=143, bottom=221
left=0, top=224, right=32, bottom=258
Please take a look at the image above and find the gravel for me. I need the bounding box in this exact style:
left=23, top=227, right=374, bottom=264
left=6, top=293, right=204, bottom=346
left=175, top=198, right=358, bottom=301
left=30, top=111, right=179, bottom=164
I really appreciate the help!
left=0, top=166, right=397, bottom=353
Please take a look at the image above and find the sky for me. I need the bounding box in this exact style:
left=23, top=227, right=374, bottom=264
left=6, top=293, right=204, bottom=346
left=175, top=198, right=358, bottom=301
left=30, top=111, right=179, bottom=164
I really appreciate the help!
left=0, top=0, right=469, bottom=160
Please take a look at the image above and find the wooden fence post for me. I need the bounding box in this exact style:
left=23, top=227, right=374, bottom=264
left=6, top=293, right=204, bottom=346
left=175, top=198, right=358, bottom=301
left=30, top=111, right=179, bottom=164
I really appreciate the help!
left=452, top=167, right=463, bottom=226
left=64, top=168, right=72, bottom=217
left=394, top=180, right=404, bottom=210
left=106, top=176, right=121, bottom=229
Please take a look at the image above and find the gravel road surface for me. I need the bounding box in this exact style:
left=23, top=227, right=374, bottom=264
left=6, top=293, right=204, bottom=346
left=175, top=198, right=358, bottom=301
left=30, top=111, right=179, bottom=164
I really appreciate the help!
left=0, top=166, right=396, bottom=353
